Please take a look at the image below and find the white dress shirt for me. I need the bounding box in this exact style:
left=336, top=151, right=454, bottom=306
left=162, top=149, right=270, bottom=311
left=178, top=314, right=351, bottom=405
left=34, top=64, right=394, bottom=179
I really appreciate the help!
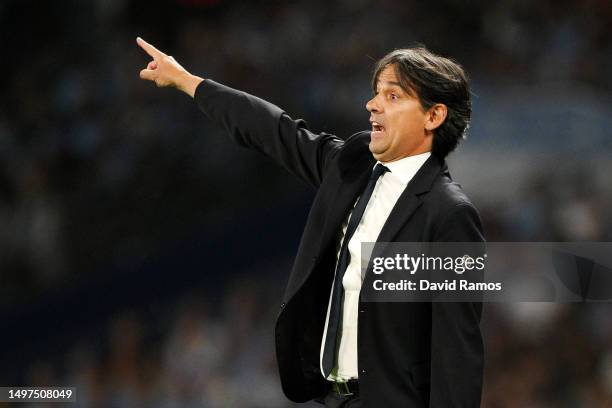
left=320, top=151, right=431, bottom=381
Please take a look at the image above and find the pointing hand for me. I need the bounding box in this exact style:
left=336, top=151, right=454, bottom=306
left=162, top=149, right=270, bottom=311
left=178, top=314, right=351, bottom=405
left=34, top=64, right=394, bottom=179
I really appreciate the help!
left=136, top=37, right=203, bottom=97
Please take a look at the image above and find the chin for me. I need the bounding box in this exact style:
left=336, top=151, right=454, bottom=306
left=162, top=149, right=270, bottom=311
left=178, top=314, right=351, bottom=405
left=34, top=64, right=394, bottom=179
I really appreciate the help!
left=368, top=145, right=379, bottom=157
left=369, top=142, right=385, bottom=156
left=369, top=150, right=385, bottom=162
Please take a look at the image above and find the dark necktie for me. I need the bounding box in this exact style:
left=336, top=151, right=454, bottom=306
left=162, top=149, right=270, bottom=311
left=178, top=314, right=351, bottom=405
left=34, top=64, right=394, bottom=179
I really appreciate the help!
left=322, top=163, right=389, bottom=377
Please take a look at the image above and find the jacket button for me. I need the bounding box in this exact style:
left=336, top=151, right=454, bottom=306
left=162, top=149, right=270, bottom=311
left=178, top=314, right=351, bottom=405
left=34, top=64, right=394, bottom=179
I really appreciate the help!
left=361, top=369, right=367, bottom=374
left=280, top=302, right=286, bottom=309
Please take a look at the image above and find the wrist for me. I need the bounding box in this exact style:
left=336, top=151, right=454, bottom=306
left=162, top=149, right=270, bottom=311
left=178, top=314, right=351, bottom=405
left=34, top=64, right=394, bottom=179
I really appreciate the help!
left=180, top=73, right=204, bottom=98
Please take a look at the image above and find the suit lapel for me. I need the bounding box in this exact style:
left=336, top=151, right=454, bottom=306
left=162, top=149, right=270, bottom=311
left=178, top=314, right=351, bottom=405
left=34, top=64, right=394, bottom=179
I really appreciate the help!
left=316, top=133, right=446, bottom=257
left=376, top=155, right=445, bottom=243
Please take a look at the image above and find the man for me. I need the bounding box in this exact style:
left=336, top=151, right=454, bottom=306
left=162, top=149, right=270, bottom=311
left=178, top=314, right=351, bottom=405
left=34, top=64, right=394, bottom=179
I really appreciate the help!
left=137, top=37, right=484, bottom=407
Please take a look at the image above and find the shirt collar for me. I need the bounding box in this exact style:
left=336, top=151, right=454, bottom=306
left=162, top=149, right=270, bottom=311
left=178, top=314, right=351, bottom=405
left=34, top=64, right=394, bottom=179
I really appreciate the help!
left=377, top=151, right=431, bottom=185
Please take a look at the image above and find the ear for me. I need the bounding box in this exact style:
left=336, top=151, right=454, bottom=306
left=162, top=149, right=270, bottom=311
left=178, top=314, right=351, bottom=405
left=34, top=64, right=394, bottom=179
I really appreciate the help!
left=424, top=103, right=448, bottom=132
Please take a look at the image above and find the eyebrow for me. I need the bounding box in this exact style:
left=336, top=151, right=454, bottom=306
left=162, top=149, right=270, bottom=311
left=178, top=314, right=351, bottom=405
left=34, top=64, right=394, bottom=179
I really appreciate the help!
left=376, top=80, right=404, bottom=93
left=376, top=80, right=402, bottom=88
left=376, top=79, right=418, bottom=97
left=383, top=81, right=402, bottom=87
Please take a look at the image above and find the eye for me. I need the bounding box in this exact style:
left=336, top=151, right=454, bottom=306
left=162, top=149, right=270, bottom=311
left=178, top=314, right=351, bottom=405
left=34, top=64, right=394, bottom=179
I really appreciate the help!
left=390, top=93, right=399, bottom=100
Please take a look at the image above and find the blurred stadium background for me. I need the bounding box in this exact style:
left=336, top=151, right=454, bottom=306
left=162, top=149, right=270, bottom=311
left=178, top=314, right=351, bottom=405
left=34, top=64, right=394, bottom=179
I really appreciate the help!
left=0, top=0, right=611, bottom=406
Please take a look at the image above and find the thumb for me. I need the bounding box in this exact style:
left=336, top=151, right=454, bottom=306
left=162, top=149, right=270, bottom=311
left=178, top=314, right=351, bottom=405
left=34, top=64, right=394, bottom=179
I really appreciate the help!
left=140, top=69, right=156, bottom=81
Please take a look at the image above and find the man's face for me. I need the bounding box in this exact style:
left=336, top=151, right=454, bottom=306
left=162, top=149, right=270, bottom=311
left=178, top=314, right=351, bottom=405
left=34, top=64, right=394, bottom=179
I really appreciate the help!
left=366, top=64, right=433, bottom=163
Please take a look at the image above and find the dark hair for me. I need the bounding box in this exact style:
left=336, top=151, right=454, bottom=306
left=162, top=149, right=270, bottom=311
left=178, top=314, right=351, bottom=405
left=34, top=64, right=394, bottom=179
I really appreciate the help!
left=371, top=47, right=471, bottom=158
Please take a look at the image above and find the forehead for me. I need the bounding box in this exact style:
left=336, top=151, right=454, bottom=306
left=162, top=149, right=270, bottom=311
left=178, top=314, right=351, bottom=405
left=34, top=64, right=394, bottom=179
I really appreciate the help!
left=377, top=65, right=398, bottom=82
left=375, top=64, right=403, bottom=89
left=375, top=63, right=418, bottom=97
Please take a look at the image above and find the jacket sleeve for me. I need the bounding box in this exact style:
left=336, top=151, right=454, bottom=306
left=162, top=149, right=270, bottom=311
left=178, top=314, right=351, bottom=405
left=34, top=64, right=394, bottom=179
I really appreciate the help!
left=194, top=79, right=344, bottom=189
left=429, top=203, right=485, bottom=408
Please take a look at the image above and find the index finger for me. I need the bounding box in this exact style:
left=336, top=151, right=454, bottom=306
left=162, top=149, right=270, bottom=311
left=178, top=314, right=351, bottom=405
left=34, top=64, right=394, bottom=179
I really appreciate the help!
left=136, top=37, right=164, bottom=59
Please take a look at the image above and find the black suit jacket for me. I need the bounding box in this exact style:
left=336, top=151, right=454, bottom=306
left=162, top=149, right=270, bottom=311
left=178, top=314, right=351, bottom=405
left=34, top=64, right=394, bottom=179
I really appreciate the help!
left=194, top=79, right=484, bottom=408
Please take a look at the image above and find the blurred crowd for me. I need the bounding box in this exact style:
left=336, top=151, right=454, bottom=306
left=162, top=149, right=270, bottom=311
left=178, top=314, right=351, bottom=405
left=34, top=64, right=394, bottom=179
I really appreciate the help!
left=14, top=296, right=612, bottom=407
left=17, top=271, right=292, bottom=408
left=1, top=0, right=611, bottom=406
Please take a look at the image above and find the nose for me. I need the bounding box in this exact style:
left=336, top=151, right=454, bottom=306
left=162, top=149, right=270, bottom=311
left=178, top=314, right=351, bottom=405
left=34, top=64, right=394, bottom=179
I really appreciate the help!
left=366, top=94, right=381, bottom=113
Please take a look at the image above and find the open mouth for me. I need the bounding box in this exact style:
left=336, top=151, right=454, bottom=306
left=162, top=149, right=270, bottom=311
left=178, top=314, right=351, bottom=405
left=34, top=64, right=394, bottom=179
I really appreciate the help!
left=371, top=121, right=385, bottom=135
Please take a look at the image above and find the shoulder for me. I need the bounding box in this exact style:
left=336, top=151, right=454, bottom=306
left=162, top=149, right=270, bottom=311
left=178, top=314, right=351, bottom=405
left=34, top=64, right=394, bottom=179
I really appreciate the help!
left=341, top=130, right=371, bottom=154
left=425, top=172, right=484, bottom=241
left=331, top=130, right=375, bottom=179
left=427, top=171, right=477, bottom=213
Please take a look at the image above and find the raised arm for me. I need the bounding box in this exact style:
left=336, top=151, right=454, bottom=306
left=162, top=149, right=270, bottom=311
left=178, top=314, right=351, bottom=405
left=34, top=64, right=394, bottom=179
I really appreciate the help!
left=136, top=37, right=344, bottom=188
